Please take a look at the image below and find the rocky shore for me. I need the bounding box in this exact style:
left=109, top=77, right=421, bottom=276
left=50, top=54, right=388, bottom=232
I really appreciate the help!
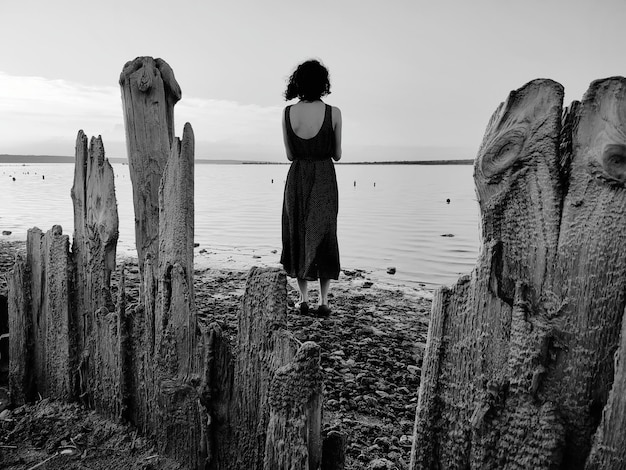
left=0, top=240, right=432, bottom=470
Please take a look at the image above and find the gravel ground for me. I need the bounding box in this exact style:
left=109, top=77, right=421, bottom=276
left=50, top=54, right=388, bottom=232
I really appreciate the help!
left=0, top=240, right=432, bottom=470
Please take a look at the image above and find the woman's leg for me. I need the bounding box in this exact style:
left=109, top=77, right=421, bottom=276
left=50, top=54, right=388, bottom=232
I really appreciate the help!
left=297, top=278, right=309, bottom=303
left=319, top=278, right=331, bottom=306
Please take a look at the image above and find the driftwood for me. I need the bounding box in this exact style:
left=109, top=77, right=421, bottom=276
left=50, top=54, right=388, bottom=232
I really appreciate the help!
left=8, top=57, right=326, bottom=469
left=410, top=77, right=626, bottom=469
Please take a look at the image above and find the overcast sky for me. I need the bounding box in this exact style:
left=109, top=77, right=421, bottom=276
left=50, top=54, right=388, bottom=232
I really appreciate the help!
left=1, top=0, right=625, bottom=162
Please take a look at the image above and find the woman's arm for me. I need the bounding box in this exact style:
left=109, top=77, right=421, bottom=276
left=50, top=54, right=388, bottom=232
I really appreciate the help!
left=332, top=106, right=342, bottom=161
left=282, top=109, right=294, bottom=161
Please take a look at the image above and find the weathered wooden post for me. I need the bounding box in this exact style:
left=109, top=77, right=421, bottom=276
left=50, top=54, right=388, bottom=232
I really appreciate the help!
left=119, top=56, right=181, bottom=280
left=586, top=306, right=626, bottom=468
left=70, top=131, right=120, bottom=410
left=151, top=124, right=208, bottom=466
left=7, top=255, right=31, bottom=405
left=8, top=134, right=120, bottom=412
left=264, top=341, right=323, bottom=470
left=155, top=122, right=196, bottom=379
left=8, top=226, right=73, bottom=403
left=410, top=77, right=626, bottom=469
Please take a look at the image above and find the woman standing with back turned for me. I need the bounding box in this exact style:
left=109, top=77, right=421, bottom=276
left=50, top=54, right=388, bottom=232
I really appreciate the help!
left=281, top=59, right=342, bottom=317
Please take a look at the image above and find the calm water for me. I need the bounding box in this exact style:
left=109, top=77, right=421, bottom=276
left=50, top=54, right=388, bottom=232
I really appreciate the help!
left=0, top=162, right=480, bottom=289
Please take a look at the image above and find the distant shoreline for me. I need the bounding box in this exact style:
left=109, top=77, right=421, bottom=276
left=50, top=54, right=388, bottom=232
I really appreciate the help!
left=0, top=154, right=474, bottom=165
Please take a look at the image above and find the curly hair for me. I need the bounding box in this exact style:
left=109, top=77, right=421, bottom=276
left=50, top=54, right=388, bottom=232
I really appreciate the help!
left=284, top=60, right=331, bottom=101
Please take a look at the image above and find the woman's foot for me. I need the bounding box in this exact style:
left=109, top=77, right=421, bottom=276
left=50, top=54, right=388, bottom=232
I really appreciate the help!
left=297, top=278, right=309, bottom=315
left=316, top=304, right=331, bottom=317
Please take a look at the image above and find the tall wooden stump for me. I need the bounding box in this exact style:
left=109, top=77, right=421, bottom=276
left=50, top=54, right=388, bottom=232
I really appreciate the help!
left=119, top=57, right=181, bottom=280
left=155, top=123, right=196, bottom=379
left=152, top=124, right=206, bottom=467
left=410, top=77, right=626, bottom=469
left=70, top=131, right=120, bottom=411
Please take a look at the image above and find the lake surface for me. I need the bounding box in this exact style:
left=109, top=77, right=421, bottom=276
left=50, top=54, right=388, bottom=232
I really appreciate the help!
left=0, top=162, right=481, bottom=289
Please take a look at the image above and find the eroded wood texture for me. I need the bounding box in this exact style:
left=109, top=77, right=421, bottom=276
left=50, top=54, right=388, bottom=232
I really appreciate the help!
left=9, top=227, right=74, bottom=402
left=411, top=77, right=626, bottom=469
left=8, top=255, right=31, bottom=405
left=155, top=123, right=196, bottom=379
left=34, top=226, right=73, bottom=401
left=585, top=305, right=626, bottom=468
left=230, top=267, right=297, bottom=469
left=206, top=267, right=325, bottom=470
left=151, top=124, right=205, bottom=468
left=549, top=77, right=626, bottom=466
left=119, top=56, right=181, bottom=277
left=264, top=341, right=323, bottom=470
left=125, top=257, right=156, bottom=432
left=71, top=131, right=120, bottom=411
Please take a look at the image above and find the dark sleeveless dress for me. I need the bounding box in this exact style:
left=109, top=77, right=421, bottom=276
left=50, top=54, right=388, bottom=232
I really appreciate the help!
left=281, top=103, right=340, bottom=280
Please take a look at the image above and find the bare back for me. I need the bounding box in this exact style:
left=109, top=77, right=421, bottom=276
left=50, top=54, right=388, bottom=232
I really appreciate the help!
left=289, top=101, right=327, bottom=139
left=284, top=100, right=342, bottom=161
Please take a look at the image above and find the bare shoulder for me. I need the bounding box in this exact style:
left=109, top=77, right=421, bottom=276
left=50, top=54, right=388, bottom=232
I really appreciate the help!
left=331, top=106, right=342, bottom=125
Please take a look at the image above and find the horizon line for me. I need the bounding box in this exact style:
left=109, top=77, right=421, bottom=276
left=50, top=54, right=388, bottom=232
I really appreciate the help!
left=0, top=154, right=475, bottom=165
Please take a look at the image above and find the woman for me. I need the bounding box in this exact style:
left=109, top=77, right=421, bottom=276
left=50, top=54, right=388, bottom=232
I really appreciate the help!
left=281, top=59, right=342, bottom=316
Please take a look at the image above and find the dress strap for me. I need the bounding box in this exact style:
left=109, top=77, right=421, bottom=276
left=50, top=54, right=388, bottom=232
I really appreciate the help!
left=285, top=105, right=293, bottom=134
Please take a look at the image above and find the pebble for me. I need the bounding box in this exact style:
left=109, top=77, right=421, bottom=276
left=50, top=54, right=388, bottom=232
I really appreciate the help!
left=399, top=434, right=413, bottom=447
left=1, top=231, right=11, bottom=236
left=370, top=326, right=386, bottom=337
left=373, top=436, right=391, bottom=451
left=362, top=395, right=378, bottom=407
left=407, top=365, right=420, bottom=375
left=440, top=233, right=455, bottom=237
left=368, top=458, right=396, bottom=469
left=386, top=267, right=396, bottom=275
